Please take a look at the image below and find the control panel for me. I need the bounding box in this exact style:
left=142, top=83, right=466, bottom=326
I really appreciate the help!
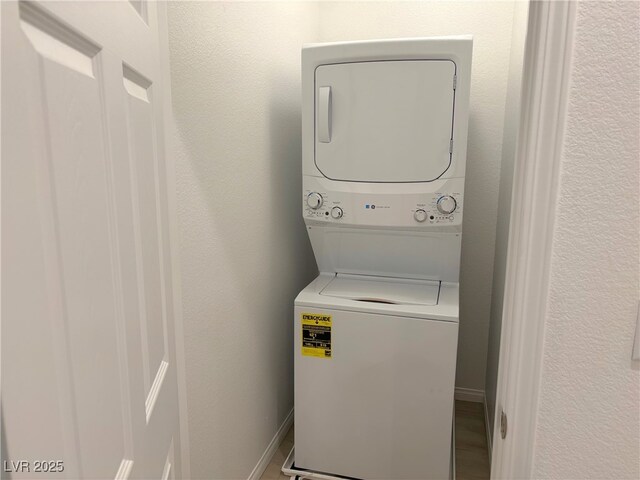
left=303, top=176, right=464, bottom=229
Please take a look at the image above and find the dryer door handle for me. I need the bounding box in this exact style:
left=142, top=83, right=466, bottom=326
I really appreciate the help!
left=318, top=86, right=332, bottom=143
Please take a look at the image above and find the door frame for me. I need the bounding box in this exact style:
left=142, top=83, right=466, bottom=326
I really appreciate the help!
left=490, top=1, right=577, bottom=478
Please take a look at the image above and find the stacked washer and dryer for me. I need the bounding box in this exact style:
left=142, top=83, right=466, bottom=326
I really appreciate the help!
left=284, top=37, right=473, bottom=480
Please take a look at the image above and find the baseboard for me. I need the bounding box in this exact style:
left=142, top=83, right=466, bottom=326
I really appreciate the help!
left=247, top=408, right=294, bottom=480
left=483, top=394, right=493, bottom=462
left=454, top=387, right=484, bottom=403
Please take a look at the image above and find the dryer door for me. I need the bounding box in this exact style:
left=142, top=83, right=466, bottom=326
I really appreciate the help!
left=315, top=60, right=456, bottom=183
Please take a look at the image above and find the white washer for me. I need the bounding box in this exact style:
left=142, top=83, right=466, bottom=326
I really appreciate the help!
left=294, top=274, right=458, bottom=480
left=290, top=37, right=473, bottom=480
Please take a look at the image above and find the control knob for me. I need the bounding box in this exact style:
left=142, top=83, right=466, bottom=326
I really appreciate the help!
left=306, top=192, right=323, bottom=210
left=331, top=206, right=343, bottom=219
left=437, top=195, right=457, bottom=215
left=414, top=209, right=428, bottom=223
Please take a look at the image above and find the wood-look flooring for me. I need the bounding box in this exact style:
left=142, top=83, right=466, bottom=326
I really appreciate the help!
left=259, top=400, right=490, bottom=480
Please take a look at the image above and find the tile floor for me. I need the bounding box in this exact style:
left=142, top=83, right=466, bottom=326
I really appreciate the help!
left=259, top=400, right=490, bottom=480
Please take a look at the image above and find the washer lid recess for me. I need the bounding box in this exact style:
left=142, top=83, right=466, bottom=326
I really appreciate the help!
left=319, top=274, right=440, bottom=306
left=315, top=60, right=456, bottom=183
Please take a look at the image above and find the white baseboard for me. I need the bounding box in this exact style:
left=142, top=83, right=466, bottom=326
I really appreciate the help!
left=247, top=408, right=294, bottom=480
left=483, top=394, right=493, bottom=462
left=454, top=387, right=484, bottom=403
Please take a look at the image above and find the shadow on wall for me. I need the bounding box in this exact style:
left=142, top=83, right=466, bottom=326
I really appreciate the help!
left=456, top=107, right=500, bottom=391
left=266, top=75, right=320, bottom=424
left=266, top=73, right=319, bottom=286
left=170, top=77, right=316, bottom=301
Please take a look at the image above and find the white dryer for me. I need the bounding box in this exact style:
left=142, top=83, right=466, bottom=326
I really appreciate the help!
left=289, top=37, right=473, bottom=480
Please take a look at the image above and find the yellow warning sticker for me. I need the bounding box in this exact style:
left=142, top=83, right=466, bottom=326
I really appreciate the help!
left=301, top=313, right=332, bottom=359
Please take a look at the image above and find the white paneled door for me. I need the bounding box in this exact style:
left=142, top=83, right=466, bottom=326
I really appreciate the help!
left=2, top=1, right=183, bottom=478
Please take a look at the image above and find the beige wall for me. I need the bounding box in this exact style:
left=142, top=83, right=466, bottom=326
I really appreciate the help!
left=532, top=1, right=640, bottom=477
left=167, top=3, right=319, bottom=478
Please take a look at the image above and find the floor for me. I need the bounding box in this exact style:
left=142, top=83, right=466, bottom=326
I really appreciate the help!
left=259, top=400, right=490, bottom=480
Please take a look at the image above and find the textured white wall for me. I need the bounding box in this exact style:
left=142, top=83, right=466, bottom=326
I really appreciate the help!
left=317, top=0, right=518, bottom=391
left=532, top=1, right=640, bottom=478
left=167, top=2, right=319, bottom=478
left=484, top=0, right=529, bottom=438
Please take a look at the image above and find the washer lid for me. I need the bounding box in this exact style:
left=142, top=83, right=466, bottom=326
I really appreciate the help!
left=319, top=274, right=440, bottom=306
left=314, top=60, right=456, bottom=183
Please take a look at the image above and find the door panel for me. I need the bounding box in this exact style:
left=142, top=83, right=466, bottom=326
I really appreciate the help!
left=315, top=60, right=456, bottom=183
left=42, top=56, right=128, bottom=478
left=1, top=1, right=182, bottom=478
left=122, top=67, right=169, bottom=402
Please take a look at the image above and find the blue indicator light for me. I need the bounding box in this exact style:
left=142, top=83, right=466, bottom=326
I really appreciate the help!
left=365, top=204, right=370, bottom=209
